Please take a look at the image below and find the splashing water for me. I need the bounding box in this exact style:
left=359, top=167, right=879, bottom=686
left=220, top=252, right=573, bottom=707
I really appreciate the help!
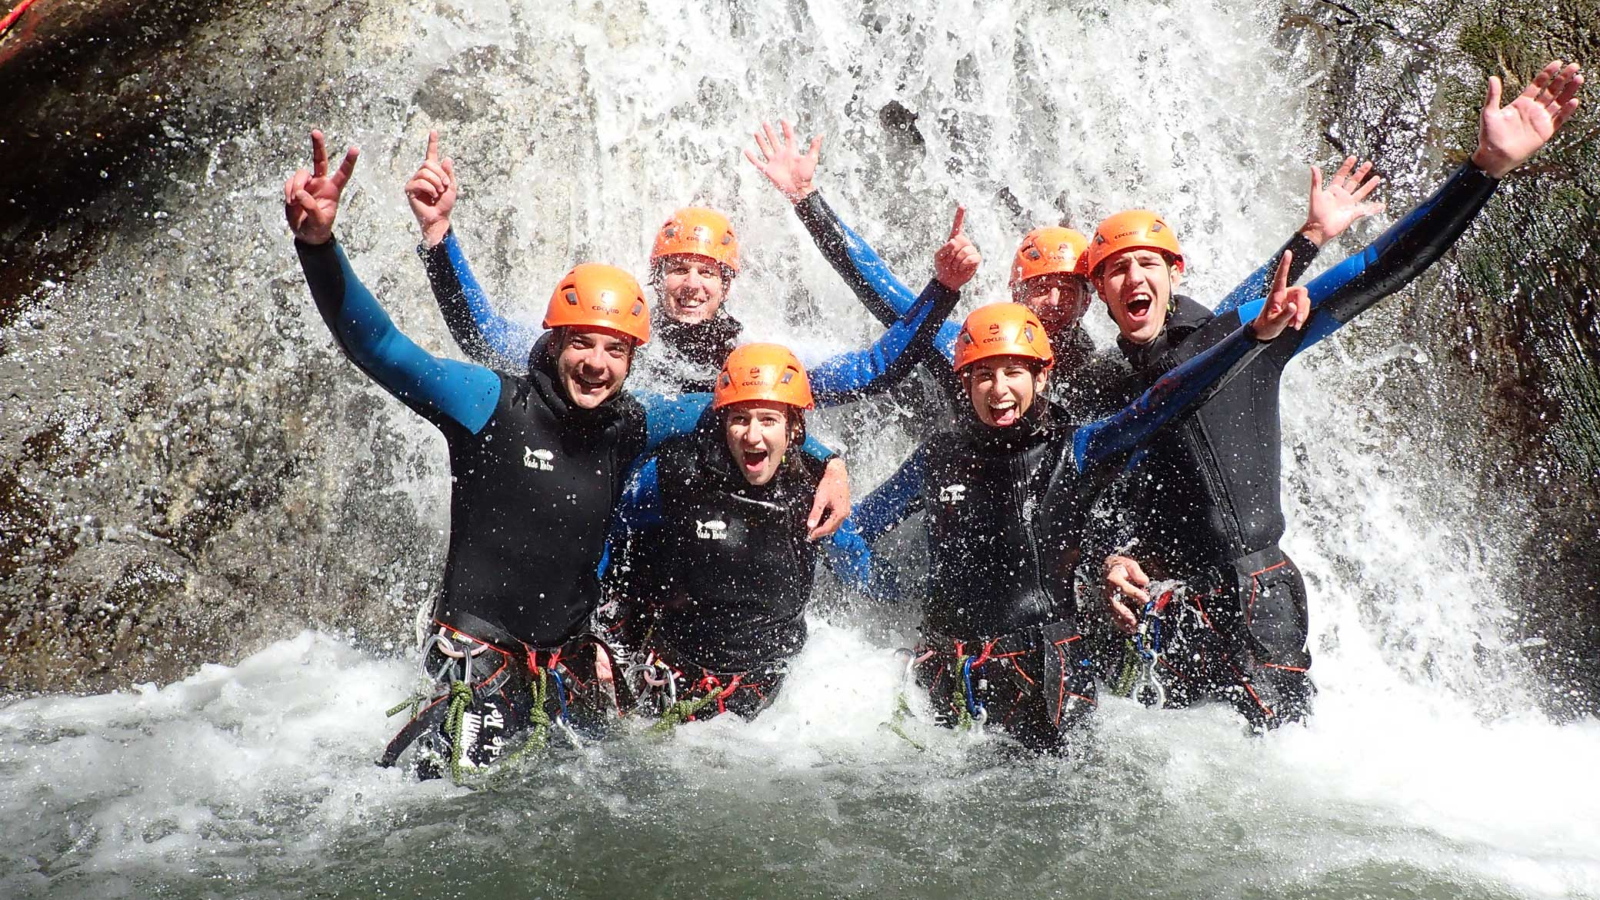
left=3, top=0, right=1598, bottom=897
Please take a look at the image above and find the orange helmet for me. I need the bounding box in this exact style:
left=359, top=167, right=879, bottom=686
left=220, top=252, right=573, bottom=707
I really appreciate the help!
left=1083, top=209, right=1183, bottom=277
left=713, top=343, right=814, bottom=410
left=953, top=303, right=1054, bottom=373
left=543, top=263, right=651, bottom=345
left=650, top=207, right=740, bottom=274
left=1009, top=226, right=1091, bottom=287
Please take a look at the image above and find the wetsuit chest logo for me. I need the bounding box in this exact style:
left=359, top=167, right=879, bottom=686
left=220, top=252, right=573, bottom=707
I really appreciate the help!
left=696, top=519, right=729, bottom=540
left=939, top=483, right=968, bottom=505
left=523, top=446, right=555, bottom=472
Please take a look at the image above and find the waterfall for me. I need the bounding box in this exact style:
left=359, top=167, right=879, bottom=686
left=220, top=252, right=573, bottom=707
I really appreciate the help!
left=2, top=1, right=1596, bottom=896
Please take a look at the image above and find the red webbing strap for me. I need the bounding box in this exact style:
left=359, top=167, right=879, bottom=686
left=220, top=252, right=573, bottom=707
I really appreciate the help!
left=0, top=0, right=38, bottom=37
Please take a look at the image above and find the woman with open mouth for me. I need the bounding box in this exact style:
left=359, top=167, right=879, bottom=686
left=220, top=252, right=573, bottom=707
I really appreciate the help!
left=841, top=266, right=1310, bottom=752
left=606, top=344, right=844, bottom=723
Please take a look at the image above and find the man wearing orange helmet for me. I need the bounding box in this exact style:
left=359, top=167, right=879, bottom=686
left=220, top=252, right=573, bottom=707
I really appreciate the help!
left=282, top=130, right=800, bottom=778
left=1090, top=62, right=1584, bottom=729
left=642, top=205, right=746, bottom=385
left=746, top=119, right=1386, bottom=415
left=841, top=270, right=1310, bottom=750
left=606, top=344, right=843, bottom=721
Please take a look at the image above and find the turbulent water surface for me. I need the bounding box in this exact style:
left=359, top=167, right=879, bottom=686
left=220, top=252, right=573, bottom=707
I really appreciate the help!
left=3, top=0, right=1598, bottom=897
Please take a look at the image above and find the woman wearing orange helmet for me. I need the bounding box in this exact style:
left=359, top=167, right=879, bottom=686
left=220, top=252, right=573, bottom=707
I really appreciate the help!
left=283, top=130, right=814, bottom=779
left=606, top=344, right=843, bottom=721
left=1089, top=62, right=1583, bottom=731
left=839, top=273, right=1310, bottom=750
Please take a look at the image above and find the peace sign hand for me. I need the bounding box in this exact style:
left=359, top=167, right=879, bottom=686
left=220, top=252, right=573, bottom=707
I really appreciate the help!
left=1249, top=250, right=1310, bottom=341
left=284, top=130, right=359, bottom=245
left=1472, top=60, right=1584, bottom=178
left=745, top=119, right=823, bottom=203
left=405, top=130, right=458, bottom=247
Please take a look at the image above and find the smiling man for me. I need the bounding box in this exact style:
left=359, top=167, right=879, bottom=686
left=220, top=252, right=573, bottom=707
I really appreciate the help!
left=281, top=129, right=800, bottom=779
left=1091, top=61, right=1585, bottom=730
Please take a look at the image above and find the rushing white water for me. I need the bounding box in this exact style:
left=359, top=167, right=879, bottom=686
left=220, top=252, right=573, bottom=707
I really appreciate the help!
left=4, top=0, right=1598, bottom=897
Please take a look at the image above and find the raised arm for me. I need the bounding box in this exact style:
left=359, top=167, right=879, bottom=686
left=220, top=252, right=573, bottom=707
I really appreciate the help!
left=1238, top=60, right=1583, bottom=352
left=747, top=119, right=962, bottom=364
left=807, top=206, right=975, bottom=406
left=405, top=130, right=541, bottom=370
left=286, top=130, right=500, bottom=435
left=1074, top=254, right=1311, bottom=471
left=1213, top=156, right=1385, bottom=316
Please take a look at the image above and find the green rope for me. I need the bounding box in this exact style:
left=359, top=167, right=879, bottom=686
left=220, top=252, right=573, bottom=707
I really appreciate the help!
left=954, top=654, right=975, bottom=732
left=652, top=684, right=724, bottom=734
left=443, top=680, right=474, bottom=784
left=385, top=692, right=426, bottom=719
left=883, top=691, right=927, bottom=752
left=502, top=668, right=552, bottom=767
left=1112, top=639, right=1142, bottom=698
left=525, top=668, right=551, bottom=753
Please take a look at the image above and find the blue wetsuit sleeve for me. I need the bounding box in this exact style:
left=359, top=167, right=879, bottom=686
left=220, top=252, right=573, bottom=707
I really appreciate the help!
left=1073, top=324, right=1269, bottom=472
left=296, top=238, right=500, bottom=434
left=823, top=445, right=929, bottom=602
left=417, top=229, right=542, bottom=370
left=808, top=279, right=963, bottom=406
left=1284, top=162, right=1500, bottom=352
left=824, top=517, right=907, bottom=604
left=850, top=445, right=928, bottom=542
left=825, top=518, right=874, bottom=592
left=638, top=392, right=713, bottom=453
left=1213, top=233, right=1322, bottom=317
left=615, top=458, right=666, bottom=530
left=636, top=391, right=837, bottom=461
left=794, top=190, right=920, bottom=326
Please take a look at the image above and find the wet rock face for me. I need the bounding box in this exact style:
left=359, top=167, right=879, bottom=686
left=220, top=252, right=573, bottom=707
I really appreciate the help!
left=1278, top=0, right=1600, bottom=718
left=1, top=0, right=443, bottom=693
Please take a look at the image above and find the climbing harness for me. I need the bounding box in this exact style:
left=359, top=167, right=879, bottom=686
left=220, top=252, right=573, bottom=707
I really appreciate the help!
left=1113, top=580, right=1187, bottom=708
left=380, top=626, right=606, bottom=780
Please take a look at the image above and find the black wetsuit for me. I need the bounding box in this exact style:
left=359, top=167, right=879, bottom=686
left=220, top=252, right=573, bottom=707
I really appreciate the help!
left=295, top=238, right=713, bottom=775
left=846, top=315, right=1276, bottom=751
left=1096, top=162, right=1501, bottom=728
left=910, top=402, right=1105, bottom=749
left=611, top=431, right=822, bottom=719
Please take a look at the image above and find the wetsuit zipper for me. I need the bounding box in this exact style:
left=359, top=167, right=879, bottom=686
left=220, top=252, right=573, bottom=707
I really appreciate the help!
left=1014, top=450, right=1049, bottom=626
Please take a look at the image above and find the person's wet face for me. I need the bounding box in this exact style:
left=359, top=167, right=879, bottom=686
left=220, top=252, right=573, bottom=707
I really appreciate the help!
left=658, top=253, right=729, bottom=324
left=724, top=401, right=792, bottom=486
left=1014, top=273, right=1092, bottom=334
left=1093, top=249, right=1180, bottom=345
left=554, top=327, right=634, bottom=409
left=965, top=356, right=1049, bottom=428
